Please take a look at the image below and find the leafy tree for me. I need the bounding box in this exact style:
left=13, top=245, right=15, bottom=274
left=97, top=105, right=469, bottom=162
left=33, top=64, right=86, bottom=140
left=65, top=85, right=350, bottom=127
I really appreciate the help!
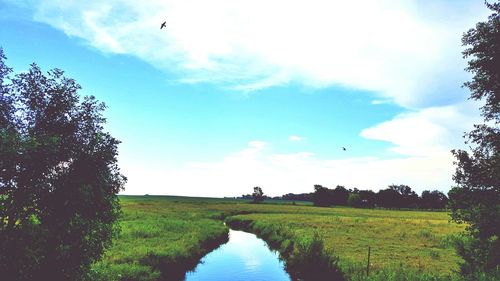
left=0, top=49, right=126, bottom=280
left=331, top=185, right=349, bottom=206
left=347, top=193, right=362, bottom=208
left=376, top=188, right=401, bottom=208
left=449, top=1, right=500, bottom=275
left=388, top=184, right=419, bottom=208
left=312, top=184, right=334, bottom=207
left=252, top=186, right=264, bottom=203
left=282, top=192, right=313, bottom=202
left=420, top=190, right=448, bottom=209
left=358, top=190, right=376, bottom=208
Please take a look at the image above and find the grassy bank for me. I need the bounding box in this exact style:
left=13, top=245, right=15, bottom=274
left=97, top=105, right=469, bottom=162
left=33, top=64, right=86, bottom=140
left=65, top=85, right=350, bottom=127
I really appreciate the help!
left=226, top=214, right=465, bottom=281
left=87, top=196, right=230, bottom=281
left=91, top=195, right=466, bottom=280
left=225, top=211, right=464, bottom=277
left=226, top=215, right=344, bottom=281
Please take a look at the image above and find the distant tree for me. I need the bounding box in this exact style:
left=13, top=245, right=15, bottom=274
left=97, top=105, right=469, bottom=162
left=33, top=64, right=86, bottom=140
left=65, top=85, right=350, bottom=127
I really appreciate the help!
left=449, top=1, right=500, bottom=275
left=420, top=190, right=448, bottom=209
left=358, top=190, right=376, bottom=208
left=347, top=193, right=362, bottom=208
left=240, top=194, right=252, bottom=199
left=376, top=188, right=401, bottom=208
left=388, top=184, right=419, bottom=208
left=331, top=185, right=349, bottom=206
left=312, top=185, right=334, bottom=207
left=0, top=49, right=126, bottom=280
left=282, top=192, right=313, bottom=202
left=252, top=186, right=264, bottom=203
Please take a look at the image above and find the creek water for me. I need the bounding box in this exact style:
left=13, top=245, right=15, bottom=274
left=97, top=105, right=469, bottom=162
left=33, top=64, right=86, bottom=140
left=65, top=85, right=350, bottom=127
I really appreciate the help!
left=184, top=229, right=291, bottom=281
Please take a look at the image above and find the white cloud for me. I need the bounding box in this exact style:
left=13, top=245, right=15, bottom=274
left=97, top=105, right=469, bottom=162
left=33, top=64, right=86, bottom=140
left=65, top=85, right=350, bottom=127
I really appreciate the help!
left=119, top=101, right=482, bottom=197
left=288, top=135, right=304, bottom=142
left=361, top=101, right=482, bottom=156
left=371, top=100, right=391, bottom=105
left=18, top=0, right=489, bottom=108
left=120, top=148, right=453, bottom=198
left=121, top=140, right=459, bottom=197
left=248, top=140, right=267, bottom=150
left=8, top=0, right=488, bottom=197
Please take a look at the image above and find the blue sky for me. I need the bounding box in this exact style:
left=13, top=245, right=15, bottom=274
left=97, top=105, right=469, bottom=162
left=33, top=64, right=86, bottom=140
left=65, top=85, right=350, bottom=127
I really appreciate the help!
left=0, top=0, right=490, bottom=196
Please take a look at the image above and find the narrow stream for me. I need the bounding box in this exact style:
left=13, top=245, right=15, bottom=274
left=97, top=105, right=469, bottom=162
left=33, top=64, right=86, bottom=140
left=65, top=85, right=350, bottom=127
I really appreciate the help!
left=185, top=229, right=291, bottom=281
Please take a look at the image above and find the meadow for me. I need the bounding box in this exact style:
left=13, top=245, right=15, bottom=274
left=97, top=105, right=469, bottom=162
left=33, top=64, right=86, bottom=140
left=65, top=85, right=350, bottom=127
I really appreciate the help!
left=89, top=195, right=467, bottom=281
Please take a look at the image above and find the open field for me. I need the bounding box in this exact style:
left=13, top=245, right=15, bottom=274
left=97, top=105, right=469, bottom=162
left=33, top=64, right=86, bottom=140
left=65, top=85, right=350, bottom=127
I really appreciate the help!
left=90, top=195, right=466, bottom=280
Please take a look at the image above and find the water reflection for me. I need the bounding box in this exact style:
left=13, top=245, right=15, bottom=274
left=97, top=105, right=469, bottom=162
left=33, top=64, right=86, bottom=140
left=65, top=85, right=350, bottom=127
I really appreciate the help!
left=185, top=229, right=291, bottom=281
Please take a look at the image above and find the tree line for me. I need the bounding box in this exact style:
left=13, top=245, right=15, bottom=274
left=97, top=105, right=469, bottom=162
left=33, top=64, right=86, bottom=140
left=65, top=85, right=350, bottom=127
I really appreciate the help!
left=239, top=184, right=448, bottom=210
left=311, top=184, right=448, bottom=209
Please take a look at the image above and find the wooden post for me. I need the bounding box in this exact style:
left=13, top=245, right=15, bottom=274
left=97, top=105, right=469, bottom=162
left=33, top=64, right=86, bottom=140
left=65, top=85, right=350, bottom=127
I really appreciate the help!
left=366, top=246, right=371, bottom=276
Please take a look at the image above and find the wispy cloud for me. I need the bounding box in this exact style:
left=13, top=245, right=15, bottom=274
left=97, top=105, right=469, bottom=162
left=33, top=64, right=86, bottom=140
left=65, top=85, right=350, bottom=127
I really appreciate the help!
left=16, top=0, right=488, bottom=108
left=288, top=135, right=304, bottom=142
left=361, top=101, right=481, bottom=156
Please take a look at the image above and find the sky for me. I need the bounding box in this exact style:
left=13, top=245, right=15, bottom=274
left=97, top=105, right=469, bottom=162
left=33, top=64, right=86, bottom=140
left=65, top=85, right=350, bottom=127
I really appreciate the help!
left=0, top=0, right=491, bottom=197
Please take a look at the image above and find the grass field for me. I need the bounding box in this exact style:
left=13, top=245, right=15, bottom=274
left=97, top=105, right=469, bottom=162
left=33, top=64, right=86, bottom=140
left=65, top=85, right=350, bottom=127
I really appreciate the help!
left=90, top=195, right=467, bottom=281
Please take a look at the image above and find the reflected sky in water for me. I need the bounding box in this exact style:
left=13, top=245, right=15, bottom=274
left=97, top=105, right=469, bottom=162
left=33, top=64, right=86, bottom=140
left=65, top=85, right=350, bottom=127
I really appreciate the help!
left=185, top=230, right=290, bottom=281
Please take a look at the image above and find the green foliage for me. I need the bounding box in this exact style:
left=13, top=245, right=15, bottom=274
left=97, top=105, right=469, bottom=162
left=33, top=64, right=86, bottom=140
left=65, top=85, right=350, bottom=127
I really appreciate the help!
left=421, top=190, right=448, bottom=210
left=0, top=49, right=126, bottom=280
left=312, top=184, right=445, bottom=210
left=287, top=232, right=344, bottom=281
left=348, top=193, right=362, bottom=207
left=450, top=1, right=500, bottom=275
left=452, top=234, right=499, bottom=275
left=313, top=184, right=334, bottom=206
left=332, top=185, right=350, bottom=206
left=252, top=186, right=264, bottom=203
left=389, top=185, right=419, bottom=208
left=462, top=1, right=500, bottom=122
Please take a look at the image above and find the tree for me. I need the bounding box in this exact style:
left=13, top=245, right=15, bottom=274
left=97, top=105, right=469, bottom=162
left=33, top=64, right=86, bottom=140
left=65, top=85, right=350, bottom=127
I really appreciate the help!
left=312, top=185, right=334, bottom=207
left=252, top=186, right=264, bottom=203
left=331, top=185, right=349, bottom=206
left=347, top=193, right=362, bottom=208
left=282, top=192, right=313, bottom=202
left=420, top=190, right=448, bottom=209
left=388, top=184, right=419, bottom=208
left=376, top=188, right=401, bottom=208
left=449, top=1, right=500, bottom=275
left=0, top=49, right=126, bottom=280
left=358, top=190, right=376, bottom=208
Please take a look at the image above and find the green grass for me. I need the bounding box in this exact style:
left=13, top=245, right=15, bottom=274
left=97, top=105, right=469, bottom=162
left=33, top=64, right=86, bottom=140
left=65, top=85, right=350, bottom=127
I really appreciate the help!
left=90, top=195, right=466, bottom=280
left=230, top=212, right=464, bottom=274
left=87, top=196, right=230, bottom=281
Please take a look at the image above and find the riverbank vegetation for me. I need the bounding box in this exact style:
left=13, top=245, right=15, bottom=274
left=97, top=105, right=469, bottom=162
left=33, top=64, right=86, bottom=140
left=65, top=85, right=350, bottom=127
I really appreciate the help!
left=90, top=195, right=469, bottom=280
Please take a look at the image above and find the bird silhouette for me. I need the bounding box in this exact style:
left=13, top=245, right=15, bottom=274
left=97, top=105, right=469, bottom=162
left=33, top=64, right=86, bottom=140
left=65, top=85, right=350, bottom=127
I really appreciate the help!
left=160, top=21, right=166, bottom=29
left=342, top=147, right=346, bottom=151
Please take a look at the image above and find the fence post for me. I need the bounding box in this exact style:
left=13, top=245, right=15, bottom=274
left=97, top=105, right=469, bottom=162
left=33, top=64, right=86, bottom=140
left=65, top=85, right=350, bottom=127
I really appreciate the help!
left=366, top=246, right=371, bottom=276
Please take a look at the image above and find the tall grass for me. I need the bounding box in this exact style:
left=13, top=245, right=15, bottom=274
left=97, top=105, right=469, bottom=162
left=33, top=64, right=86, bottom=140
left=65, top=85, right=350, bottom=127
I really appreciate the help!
left=87, top=196, right=230, bottom=281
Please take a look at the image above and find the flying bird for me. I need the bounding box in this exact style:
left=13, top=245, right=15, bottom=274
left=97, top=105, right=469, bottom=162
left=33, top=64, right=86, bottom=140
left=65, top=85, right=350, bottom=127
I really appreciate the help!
left=160, top=21, right=166, bottom=29
left=342, top=147, right=347, bottom=151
